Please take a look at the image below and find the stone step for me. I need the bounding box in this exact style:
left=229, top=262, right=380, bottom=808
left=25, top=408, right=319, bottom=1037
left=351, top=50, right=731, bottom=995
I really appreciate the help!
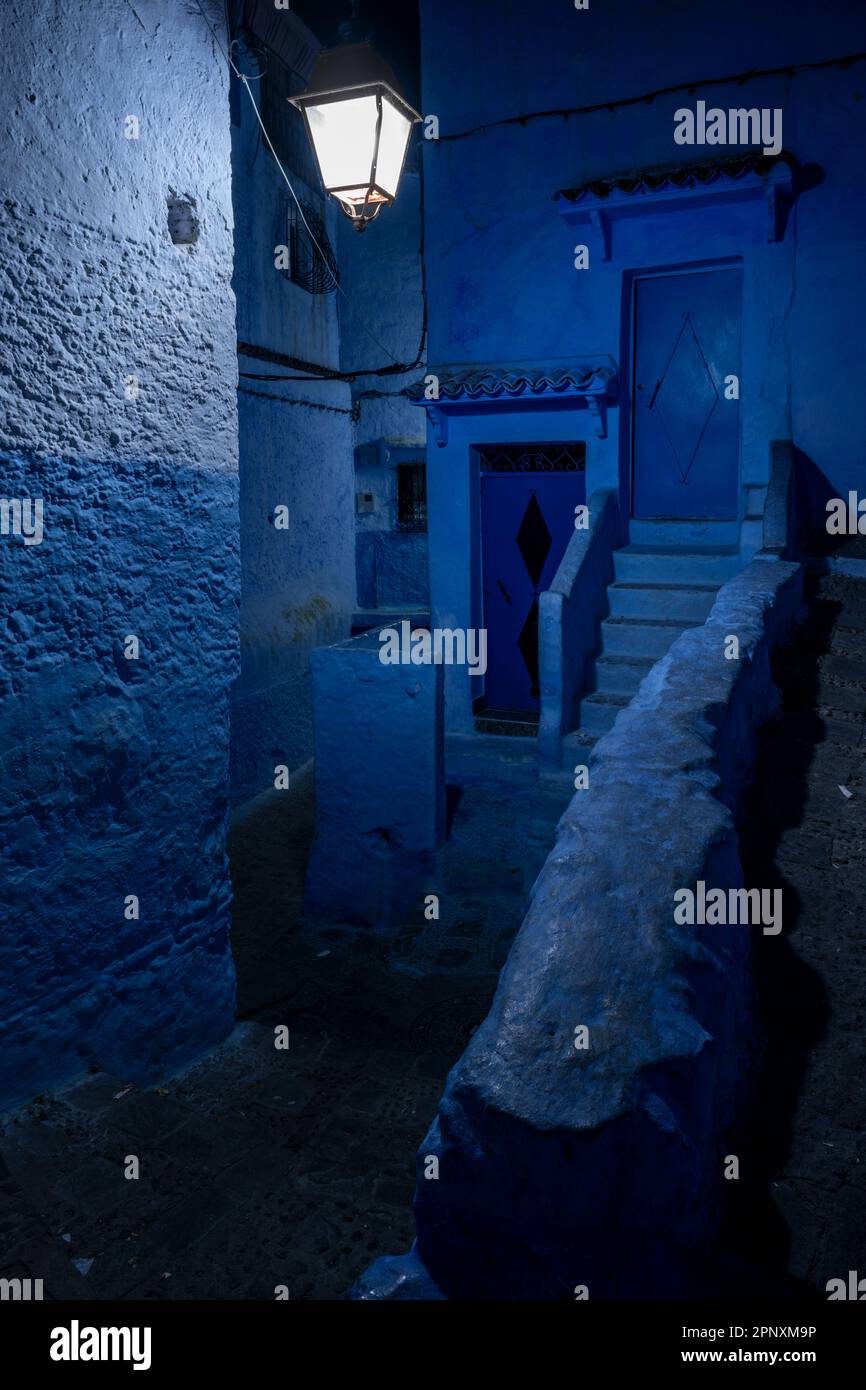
left=600, top=615, right=698, bottom=659
left=593, top=653, right=654, bottom=697
left=578, top=691, right=629, bottom=735
left=445, top=733, right=538, bottom=788
left=613, top=545, right=741, bottom=586
left=629, top=518, right=741, bottom=549
left=607, top=581, right=718, bottom=623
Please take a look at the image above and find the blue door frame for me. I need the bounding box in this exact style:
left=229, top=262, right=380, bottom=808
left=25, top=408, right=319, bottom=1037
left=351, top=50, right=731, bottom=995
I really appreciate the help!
left=631, top=267, right=742, bottom=521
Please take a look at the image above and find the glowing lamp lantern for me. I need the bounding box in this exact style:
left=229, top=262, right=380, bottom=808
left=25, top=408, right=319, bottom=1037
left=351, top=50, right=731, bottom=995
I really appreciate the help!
left=292, top=29, right=421, bottom=231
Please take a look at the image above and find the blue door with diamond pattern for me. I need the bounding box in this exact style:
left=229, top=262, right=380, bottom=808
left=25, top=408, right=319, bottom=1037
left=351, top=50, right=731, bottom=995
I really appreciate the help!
left=632, top=268, right=741, bottom=519
left=481, top=466, right=583, bottom=713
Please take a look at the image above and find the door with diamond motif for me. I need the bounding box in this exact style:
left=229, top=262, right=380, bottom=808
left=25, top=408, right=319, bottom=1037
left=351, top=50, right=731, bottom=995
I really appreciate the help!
left=480, top=449, right=584, bottom=713
left=632, top=268, right=741, bottom=519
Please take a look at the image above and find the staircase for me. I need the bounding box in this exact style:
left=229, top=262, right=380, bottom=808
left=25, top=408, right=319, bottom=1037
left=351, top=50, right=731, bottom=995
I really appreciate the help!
left=577, top=544, right=743, bottom=742
left=525, top=542, right=744, bottom=877
left=524, top=480, right=777, bottom=881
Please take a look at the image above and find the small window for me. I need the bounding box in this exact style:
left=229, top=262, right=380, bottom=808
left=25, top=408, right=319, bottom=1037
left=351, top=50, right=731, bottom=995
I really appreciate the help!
left=282, top=197, right=339, bottom=295
left=396, top=462, right=427, bottom=532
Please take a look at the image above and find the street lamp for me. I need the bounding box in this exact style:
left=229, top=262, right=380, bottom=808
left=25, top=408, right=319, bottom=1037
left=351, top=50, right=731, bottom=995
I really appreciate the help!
left=291, top=4, right=421, bottom=231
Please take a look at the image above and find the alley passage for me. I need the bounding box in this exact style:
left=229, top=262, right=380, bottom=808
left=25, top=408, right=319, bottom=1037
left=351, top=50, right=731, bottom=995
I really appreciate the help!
left=3, top=571, right=865, bottom=1301
left=0, top=761, right=544, bottom=1300
left=726, top=564, right=866, bottom=1292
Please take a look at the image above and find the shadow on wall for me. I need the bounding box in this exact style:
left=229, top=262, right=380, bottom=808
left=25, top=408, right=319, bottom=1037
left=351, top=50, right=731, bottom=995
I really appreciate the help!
left=795, top=448, right=848, bottom=556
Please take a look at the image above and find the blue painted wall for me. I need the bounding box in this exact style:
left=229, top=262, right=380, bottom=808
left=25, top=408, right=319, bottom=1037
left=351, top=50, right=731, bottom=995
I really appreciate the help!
left=228, top=7, right=428, bottom=800
left=418, top=0, right=866, bottom=725
left=338, top=166, right=429, bottom=613
left=356, top=527, right=429, bottom=609
left=228, top=10, right=357, bottom=806
left=338, top=166, right=427, bottom=453
left=0, top=0, right=240, bottom=1105
left=354, top=439, right=429, bottom=612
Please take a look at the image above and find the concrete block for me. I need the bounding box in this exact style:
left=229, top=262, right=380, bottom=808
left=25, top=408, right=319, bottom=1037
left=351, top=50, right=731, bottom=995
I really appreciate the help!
left=305, top=628, right=445, bottom=927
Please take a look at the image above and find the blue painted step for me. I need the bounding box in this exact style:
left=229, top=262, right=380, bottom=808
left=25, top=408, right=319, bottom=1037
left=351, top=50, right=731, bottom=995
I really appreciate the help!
left=613, top=545, right=741, bottom=586
left=593, top=654, right=654, bottom=697
left=578, top=691, right=630, bottom=736
left=628, top=518, right=741, bottom=549
left=607, top=581, right=718, bottom=623
left=600, top=616, right=700, bottom=659
left=564, top=545, right=744, bottom=748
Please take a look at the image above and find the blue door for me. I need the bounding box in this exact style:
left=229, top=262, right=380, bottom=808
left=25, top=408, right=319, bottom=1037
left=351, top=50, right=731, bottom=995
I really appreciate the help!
left=632, top=269, right=741, bottom=520
left=481, top=468, right=583, bottom=713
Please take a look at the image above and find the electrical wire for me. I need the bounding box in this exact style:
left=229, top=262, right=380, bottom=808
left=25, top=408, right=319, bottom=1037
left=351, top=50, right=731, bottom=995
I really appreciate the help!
left=238, top=383, right=354, bottom=415
left=433, top=49, right=866, bottom=145
left=195, top=0, right=427, bottom=382
left=240, top=74, right=348, bottom=303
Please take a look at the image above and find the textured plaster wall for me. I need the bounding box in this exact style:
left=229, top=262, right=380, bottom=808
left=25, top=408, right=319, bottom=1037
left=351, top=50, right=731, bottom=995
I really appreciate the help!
left=231, top=379, right=356, bottom=805
left=339, top=169, right=426, bottom=452
left=229, top=18, right=356, bottom=807
left=356, top=530, right=429, bottom=609
left=0, top=0, right=240, bottom=1105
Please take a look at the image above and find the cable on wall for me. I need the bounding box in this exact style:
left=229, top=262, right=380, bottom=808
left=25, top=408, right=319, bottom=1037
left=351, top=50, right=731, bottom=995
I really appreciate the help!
left=195, top=0, right=428, bottom=383
left=433, top=49, right=866, bottom=145
left=238, top=384, right=355, bottom=415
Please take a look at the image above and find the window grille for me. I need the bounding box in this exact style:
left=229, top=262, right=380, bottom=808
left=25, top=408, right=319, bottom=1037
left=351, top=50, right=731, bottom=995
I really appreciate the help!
left=282, top=196, right=339, bottom=295
left=477, top=443, right=586, bottom=473
left=396, top=462, right=427, bottom=532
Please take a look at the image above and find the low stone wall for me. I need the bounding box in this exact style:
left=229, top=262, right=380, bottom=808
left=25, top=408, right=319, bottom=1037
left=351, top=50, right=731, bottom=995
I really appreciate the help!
left=353, top=554, right=804, bottom=1299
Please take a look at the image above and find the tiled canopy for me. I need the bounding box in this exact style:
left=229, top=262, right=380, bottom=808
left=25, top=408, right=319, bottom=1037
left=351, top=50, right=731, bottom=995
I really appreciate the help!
left=408, top=362, right=617, bottom=443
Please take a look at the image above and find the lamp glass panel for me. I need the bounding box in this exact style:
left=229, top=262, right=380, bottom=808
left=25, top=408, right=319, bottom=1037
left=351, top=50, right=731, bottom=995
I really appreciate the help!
left=306, top=94, right=379, bottom=192
left=375, top=97, right=412, bottom=197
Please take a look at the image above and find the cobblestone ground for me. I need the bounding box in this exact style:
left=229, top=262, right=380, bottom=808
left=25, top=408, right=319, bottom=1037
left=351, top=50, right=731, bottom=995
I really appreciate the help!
left=0, top=760, right=547, bottom=1301
left=721, top=565, right=866, bottom=1294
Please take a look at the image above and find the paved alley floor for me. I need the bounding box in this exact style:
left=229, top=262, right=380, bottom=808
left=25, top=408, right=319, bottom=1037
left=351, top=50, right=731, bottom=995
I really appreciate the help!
left=3, top=567, right=865, bottom=1301
left=0, top=757, right=554, bottom=1300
